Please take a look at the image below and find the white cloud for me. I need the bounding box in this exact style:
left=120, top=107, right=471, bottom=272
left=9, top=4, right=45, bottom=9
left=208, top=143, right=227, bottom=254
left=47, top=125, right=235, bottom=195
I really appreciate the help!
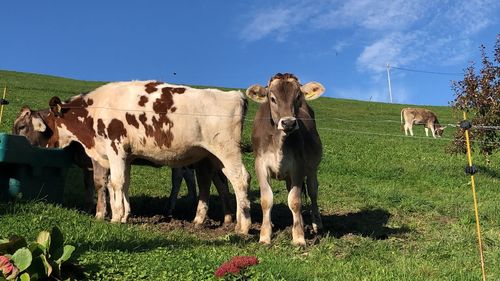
left=239, top=0, right=499, bottom=71
left=239, top=1, right=318, bottom=42
left=312, top=0, right=431, bottom=31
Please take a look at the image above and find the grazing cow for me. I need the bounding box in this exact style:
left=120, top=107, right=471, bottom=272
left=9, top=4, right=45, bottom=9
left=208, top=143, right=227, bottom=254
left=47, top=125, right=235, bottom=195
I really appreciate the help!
left=12, top=107, right=234, bottom=224
left=246, top=73, right=324, bottom=246
left=400, top=107, right=446, bottom=138
left=17, top=81, right=250, bottom=233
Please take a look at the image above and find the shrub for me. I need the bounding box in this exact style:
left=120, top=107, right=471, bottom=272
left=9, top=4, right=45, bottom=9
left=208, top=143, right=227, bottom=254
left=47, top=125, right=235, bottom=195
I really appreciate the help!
left=0, top=226, right=82, bottom=281
left=448, top=34, right=500, bottom=163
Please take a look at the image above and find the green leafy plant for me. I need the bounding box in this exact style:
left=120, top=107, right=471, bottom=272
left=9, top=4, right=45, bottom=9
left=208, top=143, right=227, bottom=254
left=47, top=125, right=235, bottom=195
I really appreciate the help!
left=0, top=226, right=81, bottom=281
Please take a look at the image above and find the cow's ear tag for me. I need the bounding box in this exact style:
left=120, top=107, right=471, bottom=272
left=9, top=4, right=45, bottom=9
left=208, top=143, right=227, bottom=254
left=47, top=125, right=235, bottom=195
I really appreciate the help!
left=246, top=85, right=267, bottom=103
left=301, top=82, right=325, bottom=100
left=56, top=104, right=62, bottom=113
left=32, top=117, right=47, bottom=132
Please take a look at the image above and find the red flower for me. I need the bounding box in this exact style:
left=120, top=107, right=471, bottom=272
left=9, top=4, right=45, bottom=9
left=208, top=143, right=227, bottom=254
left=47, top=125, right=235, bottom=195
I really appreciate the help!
left=0, top=255, right=15, bottom=277
left=215, top=256, right=259, bottom=278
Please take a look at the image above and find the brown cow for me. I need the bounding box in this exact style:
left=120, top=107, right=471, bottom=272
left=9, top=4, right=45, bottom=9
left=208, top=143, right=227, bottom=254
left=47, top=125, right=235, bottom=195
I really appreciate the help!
left=400, top=107, right=446, bottom=138
left=18, top=81, right=250, bottom=234
left=12, top=106, right=234, bottom=224
left=246, top=73, right=324, bottom=246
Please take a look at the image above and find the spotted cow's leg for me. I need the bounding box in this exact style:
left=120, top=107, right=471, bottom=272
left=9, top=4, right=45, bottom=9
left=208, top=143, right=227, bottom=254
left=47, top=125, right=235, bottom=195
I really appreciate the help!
left=108, top=157, right=127, bottom=223
left=120, top=163, right=132, bottom=223
left=217, top=152, right=251, bottom=235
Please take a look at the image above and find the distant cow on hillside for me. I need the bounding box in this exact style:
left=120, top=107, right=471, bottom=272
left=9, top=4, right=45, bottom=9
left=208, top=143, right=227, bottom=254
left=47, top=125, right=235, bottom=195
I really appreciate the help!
left=246, top=73, right=324, bottom=246
left=400, top=107, right=446, bottom=138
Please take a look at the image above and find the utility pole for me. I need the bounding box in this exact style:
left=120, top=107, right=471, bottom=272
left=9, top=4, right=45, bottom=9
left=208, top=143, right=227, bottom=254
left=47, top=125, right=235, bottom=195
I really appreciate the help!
left=386, top=63, right=393, bottom=103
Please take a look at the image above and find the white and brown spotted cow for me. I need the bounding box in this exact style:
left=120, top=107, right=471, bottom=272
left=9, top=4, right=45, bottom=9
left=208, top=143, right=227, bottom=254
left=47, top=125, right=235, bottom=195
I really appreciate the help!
left=28, top=81, right=251, bottom=234
left=400, top=107, right=446, bottom=138
left=12, top=106, right=234, bottom=224
left=246, top=73, right=324, bottom=246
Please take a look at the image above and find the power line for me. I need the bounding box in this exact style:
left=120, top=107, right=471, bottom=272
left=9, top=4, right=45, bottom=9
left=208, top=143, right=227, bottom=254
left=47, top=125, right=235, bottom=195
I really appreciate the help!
left=391, top=66, right=463, bottom=76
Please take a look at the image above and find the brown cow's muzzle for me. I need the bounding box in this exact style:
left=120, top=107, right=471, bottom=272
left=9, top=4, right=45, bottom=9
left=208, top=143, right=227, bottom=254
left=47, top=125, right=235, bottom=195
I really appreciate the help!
left=279, top=117, right=298, bottom=134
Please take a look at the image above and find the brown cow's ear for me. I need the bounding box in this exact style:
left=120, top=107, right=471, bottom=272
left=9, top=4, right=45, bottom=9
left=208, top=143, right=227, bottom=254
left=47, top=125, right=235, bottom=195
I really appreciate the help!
left=246, top=84, right=267, bottom=103
left=301, top=82, right=325, bottom=100
left=19, top=106, right=31, bottom=118
left=32, top=117, right=47, bottom=132
left=49, top=96, right=63, bottom=117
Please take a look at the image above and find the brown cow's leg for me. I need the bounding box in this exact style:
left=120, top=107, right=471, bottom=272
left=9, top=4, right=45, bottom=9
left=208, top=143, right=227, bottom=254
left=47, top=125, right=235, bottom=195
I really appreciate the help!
left=288, top=179, right=305, bottom=246
left=306, top=174, right=323, bottom=233
left=168, top=167, right=185, bottom=217
left=82, top=168, right=95, bottom=211
left=256, top=161, right=273, bottom=244
left=193, top=164, right=211, bottom=225
left=429, top=124, right=436, bottom=138
left=92, top=160, right=109, bottom=220
left=212, top=170, right=233, bottom=225
left=183, top=167, right=197, bottom=200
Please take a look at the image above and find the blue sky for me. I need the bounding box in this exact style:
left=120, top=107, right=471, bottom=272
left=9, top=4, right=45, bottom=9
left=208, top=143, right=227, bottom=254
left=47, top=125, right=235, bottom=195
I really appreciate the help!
left=1, top=0, right=499, bottom=106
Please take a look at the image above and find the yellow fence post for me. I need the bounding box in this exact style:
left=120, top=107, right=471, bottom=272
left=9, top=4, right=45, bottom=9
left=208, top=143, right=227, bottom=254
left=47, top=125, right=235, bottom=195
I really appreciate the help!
left=461, top=111, right=486, bottom=281
left=0, top=85, right=7, bottom=124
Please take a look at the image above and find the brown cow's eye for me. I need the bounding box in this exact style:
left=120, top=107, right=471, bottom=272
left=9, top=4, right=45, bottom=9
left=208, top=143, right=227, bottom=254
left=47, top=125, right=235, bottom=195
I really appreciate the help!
left=270, top=97, right=276, bottom=104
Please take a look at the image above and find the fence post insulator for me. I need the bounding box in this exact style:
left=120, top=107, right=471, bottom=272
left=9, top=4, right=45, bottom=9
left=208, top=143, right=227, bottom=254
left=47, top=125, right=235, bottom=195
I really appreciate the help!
left=460, top=120, right=472, bottom=130
left=465, top=165, right=477, bottom=175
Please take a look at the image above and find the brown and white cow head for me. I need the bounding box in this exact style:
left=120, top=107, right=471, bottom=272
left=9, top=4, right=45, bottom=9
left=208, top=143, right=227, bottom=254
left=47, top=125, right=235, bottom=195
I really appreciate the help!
left=246, top=73, right=324, bottom=134
left=12, top=106, right=52, bottom=147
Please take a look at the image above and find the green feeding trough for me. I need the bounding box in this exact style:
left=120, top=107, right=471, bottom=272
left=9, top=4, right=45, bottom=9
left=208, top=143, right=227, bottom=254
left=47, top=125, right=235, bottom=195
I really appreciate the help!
left=0, top=133, right=72, bottom=203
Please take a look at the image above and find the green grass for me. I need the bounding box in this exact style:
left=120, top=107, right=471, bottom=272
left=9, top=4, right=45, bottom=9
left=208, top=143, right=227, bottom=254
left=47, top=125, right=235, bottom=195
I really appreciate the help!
left=0, top=69, right=499, bottom=280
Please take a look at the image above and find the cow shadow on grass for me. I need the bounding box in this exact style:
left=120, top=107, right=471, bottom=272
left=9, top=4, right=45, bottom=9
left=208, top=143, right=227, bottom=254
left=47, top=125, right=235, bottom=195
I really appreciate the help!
left=251, top=203, right=410, bottom=241
left=246, top=190, right=410, bottom=241
left=129, top=191, right=410, bottom=241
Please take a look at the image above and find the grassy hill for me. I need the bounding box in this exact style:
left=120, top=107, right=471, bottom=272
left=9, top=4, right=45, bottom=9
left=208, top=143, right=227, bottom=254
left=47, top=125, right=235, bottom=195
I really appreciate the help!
left=0, top=69, right=498, bottom=280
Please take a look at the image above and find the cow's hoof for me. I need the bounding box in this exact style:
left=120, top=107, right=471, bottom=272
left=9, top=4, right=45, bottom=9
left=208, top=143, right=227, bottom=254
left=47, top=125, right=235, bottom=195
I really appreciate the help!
left=292, top=238, right=306, bottom=247
left=192, top=216, right=205, bottom=226
left=95, top=213, right=106, bottom=220
left=110, top=217, right=121, bottom=223
left=235, top=219, right=251, bottom=235
left=312, top=223, right=323, bottom=234
left=223, top=215, right=233, bottom=226
left=259, top=237, right=271, bottom=245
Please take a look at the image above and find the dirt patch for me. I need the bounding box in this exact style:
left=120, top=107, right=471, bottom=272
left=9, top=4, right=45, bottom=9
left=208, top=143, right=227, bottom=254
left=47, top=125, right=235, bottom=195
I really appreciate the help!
left=128, top=215, right=266, bottom=241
